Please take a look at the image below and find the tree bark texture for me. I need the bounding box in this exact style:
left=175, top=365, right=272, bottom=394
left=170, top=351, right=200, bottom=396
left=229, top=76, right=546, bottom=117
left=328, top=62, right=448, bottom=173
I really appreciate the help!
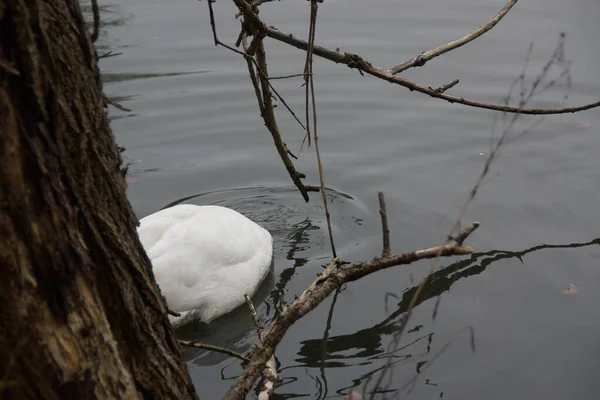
left=0, top=1, right=197, bottom=398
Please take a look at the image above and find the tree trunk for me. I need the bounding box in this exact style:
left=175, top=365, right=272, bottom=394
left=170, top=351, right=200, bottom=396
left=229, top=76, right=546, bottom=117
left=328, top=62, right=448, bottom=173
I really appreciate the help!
left=0, top=1, right=197, bottom=398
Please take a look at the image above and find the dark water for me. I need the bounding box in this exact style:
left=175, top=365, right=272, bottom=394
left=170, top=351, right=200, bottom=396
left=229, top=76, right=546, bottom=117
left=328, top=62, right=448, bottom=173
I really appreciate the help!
left=91, top=0, right=600, bottom=398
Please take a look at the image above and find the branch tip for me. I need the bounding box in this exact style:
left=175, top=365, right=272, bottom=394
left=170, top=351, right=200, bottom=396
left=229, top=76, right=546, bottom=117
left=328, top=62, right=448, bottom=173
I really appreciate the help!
left=453, top=222, right=480, bottom=245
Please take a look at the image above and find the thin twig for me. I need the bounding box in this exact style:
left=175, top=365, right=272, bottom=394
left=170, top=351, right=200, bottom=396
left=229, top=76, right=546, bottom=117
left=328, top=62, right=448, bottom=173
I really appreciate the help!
left=389, top=0, right=518, bottom=74
left=255, top=40, right=313, bottom=201
left=244, top=294, right=263, bottom=333
left=247, top=28, right=267, bottom=57
left=268, top=73, right=306, bottom=80
left=267, top=83, right=307, bottom=132
left=244, top=295, right=277, bottom=400
left=371, top=35, right=572, bottom=397
left=212, top=8, right=306, bottom=133
left=207, top=0, right=314, bottom=200
left=226, top=3, right=600, bottom=115
left=207, top=0, right=218, bottom=46
left=431, top=79, right=459, bottom=93
left=178, top=341, right=250, bottom=362
left=305, top=0, right=337, bottom=258
left=242, top=35, right=266, bottom=116
left=378, top=192, right=391, bottom=257
left=453, top=222, right=480, bottom=244
left=302, top=16, right=312, bottom=149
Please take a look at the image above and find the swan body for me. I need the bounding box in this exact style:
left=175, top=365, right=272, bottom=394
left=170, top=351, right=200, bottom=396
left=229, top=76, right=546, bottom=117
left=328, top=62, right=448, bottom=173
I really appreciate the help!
left=137, top=204, right=273, bottom=327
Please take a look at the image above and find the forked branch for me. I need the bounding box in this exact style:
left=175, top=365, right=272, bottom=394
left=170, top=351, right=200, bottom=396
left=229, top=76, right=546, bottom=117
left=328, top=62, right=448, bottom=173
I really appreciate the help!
left=231, top=0, right=600, bottom=115
left=223, top=218, right=479, bottom=399
left=207, top=0, right=317, bottom=201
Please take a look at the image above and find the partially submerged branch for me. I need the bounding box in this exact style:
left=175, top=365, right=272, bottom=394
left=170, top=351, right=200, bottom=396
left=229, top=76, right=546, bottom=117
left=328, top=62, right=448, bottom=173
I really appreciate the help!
left=223, top=221, right=479, bottom=399
left=244, top=295, right=278, bottom=400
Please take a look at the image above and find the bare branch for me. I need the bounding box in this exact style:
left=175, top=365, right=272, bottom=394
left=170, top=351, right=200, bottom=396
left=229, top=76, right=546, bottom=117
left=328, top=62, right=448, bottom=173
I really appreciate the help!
left=243, top=46, right=265, bottom=115
left=378, top=192, right=391, bottom=257
left=244, top=295, right=277, bottom=400
left=266, top=26, right=600, bottom=114
left=246, top=28, right=267, bottom=57
left=431, top=79, right=459, bottom=93
left=304, top=0, right=337, bottom=257
left=254, top=40, right=314, bottom=201
left=453, top=221, right=480, bottom=245
left=228, top=1, right=600, bottom=115
left=223, top=222, right=478, bottom=399
left=390, top=0, right=518, bottom=74
left=244, top=294, right=263, bottom=333
left=268, top=73, right=306, bottom=80
left=207, top=0, right=218, bottom=46
left=207, top=0, right=316, bottom=200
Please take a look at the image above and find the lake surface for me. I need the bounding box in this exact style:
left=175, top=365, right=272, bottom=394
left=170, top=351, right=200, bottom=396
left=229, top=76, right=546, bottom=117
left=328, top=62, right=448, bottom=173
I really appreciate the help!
left=92, top=0, right=600, bottom=398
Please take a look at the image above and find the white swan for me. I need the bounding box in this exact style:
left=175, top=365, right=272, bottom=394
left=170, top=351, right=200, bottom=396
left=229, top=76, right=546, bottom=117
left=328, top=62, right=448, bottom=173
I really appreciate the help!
left=137, top=204, right=273, bottom=327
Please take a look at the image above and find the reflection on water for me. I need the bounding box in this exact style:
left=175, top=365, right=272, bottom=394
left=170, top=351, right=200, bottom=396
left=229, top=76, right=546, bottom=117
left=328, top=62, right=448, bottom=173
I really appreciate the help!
left=102, top=70, right=210, bottom=84
left=166, top=179, right=598, bottom=397
left=290, top=236, right=600, bottom=398
left=81, top=1, right=131, bottom=51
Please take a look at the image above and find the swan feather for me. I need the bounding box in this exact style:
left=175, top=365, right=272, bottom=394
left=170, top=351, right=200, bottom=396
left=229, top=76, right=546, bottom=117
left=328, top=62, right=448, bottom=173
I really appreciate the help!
left=138, top=204, right=273, bottom=326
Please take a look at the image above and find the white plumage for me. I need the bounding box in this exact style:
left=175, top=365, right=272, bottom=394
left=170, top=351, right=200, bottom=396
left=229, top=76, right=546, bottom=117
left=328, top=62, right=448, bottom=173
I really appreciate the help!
left=137, top=204, right=274, bottom=327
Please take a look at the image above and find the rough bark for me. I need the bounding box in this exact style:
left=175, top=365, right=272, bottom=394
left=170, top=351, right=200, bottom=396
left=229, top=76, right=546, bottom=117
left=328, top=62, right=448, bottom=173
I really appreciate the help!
left=0, top=1, right=197, bottom=398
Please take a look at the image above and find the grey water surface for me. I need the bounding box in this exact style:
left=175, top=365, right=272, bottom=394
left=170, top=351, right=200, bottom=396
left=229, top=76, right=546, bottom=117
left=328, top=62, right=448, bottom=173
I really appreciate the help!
left=91, top=0, right=600, bottom=398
